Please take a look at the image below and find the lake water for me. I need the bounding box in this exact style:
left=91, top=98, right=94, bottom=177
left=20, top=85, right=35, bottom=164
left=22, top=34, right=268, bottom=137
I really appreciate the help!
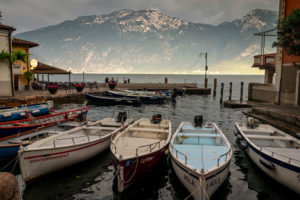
left=2, top=74, right=299, bottom=200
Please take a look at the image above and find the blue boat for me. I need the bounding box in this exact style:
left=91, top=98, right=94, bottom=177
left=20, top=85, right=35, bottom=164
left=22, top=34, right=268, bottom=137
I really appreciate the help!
left=169, top=116, right=232, bottom=199
left=105, top=90, right=165, bottom=104
left=0, top=101, right=53, bottom=122
left=85, top=93, right=141, bottom=105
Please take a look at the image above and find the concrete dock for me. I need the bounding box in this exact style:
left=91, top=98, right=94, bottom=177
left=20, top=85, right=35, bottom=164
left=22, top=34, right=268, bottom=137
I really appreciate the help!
left=0, top=83, right=211, bottom=107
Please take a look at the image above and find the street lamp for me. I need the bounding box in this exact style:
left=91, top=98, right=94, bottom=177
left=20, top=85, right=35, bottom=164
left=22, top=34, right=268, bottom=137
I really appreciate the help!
left=68, top=67, right=72, bottom=83
left=82, top=68, right=86, bottom=83
left=199, top=52, right=208, bottom=88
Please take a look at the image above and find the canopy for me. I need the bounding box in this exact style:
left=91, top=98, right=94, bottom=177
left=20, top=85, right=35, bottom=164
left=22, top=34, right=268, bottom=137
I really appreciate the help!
left=32, top=62, right=71, bottom=74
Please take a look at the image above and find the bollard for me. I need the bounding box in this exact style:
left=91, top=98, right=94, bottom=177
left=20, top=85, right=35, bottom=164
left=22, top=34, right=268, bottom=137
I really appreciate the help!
left=213, top=79, right=217, bottom=96
left=240, top=82, right=244, bottom=101
left=220, top=83, right=224, bottom=104
left=165, top=77, right=168, bottom=84
left=229, top=82, right=232, bottom=101
left=127, top=79, right=130, bottom=84
left=205, top=78, right=208, bottom=89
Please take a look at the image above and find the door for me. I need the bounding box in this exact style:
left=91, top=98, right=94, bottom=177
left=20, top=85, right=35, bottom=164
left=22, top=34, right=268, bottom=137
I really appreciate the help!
left=14, top=76, right=19, bottom=91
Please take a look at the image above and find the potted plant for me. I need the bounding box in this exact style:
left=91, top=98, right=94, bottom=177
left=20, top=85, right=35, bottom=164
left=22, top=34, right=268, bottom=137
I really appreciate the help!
left=47, top=85, right=59, bottom=94
left=75, top=83, right=85, bottom=92
left=23, top=71, right=34, bottom=90
left=108, top=80, right=117, bottom=90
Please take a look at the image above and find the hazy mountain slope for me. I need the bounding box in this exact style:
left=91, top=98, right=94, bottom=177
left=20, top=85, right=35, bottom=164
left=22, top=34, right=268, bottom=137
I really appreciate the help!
left=16, top=9, right=278, bottom=74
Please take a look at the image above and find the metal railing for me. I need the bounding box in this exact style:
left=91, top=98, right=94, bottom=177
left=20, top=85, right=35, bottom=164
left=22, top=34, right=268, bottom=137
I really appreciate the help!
left=260, top=146, right=300, bottom=164
left=171, top=145, right=188, bottom=164
left=136, top=140, right=161, bottom=156
left=217, top=147, right=232, bottom=166
left=52, top=132, right=104, bottom=147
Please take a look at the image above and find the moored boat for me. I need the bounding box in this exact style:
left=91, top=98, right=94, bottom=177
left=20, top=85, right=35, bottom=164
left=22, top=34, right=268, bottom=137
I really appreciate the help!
left=0, top=101, right=53, bottom=122
left=169, top=116, right=232, bottom=199
left=105, top=90, right=165, bottom=103
left=85, top=93, right=141, bottom=105
left=0, top=106, right=89, bottom=141
left=18, top=114, right=133, bottom=183
left=110, top=115, right=171, bottom=192
left=235, top=120, right=300, bottom=194
left=0, top=120, right=87, bottom=161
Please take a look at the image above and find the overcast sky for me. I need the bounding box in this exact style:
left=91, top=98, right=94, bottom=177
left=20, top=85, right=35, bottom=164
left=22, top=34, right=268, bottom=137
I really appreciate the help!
left=0, top=0, right=278, bottom=34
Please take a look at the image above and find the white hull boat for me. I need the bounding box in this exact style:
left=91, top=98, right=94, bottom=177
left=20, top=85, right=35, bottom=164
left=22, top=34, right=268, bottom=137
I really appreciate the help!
left=18, top=117, right=133, bottom=183
left=111, top=116, right=171, bottom=192
left=170, top=119, right=232, bottom=200
left=235, top=122, right=300, bottom=194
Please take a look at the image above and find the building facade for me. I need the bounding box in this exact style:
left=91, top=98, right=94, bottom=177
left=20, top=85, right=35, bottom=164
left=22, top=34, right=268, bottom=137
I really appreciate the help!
left=12, top=38, right=38, bottom=91
left=249, top=0, right=300, bottom=105
left=0, top=24, right=15, bottom=97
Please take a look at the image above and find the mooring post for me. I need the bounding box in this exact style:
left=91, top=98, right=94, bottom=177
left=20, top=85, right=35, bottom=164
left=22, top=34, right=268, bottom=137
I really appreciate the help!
left=213, top=79, right=217, bottom=96
left=128, top=79, right=130, bottom=84
left=205, top=78, right=208, bottom=89
left=220, top=83, right=224, bottom=104
left=240, top=81, right=244, bottom=102
left=165, top=77, right=168, bottom=84
left=229, top=82, right=232, bottom=101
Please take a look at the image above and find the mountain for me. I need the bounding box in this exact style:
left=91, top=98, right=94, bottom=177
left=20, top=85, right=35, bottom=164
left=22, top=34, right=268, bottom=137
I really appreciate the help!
left=15, top=9, right=278, bottom=74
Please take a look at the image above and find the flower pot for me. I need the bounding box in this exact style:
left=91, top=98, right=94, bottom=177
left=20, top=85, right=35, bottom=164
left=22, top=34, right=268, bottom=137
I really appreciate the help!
left=75, top=86, right=84, bottom=92
left=48, top=88, right=58, bottom=94
left=108, top=82, right=117, bottom=90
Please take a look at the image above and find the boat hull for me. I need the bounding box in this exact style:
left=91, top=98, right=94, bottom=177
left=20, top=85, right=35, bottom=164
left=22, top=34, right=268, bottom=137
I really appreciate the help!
left=112, top=145, right=168, bottom=192
left=105, top=90, right=164, bottom=104
left=171, top=156, right=230, bottom=199
left=85, top=93, right=140, bottom=105
left=236, top=127, right=300, bottom=194
left=19, top=135, right=111, bottom=183
left=0, top=144, right=21, bottom=161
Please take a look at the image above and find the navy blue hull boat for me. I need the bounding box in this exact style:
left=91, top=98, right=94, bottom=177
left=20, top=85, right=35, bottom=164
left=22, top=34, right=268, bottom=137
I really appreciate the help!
left=85, top=93, right=141, bottom=105
left=105, top=90, right=165, bottom=104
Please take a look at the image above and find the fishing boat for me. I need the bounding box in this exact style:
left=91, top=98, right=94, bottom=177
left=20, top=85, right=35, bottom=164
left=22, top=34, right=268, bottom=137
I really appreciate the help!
left=169, top=116, right=232, bottom=199
left=110, top=115, right=171, bottom=192
left=0, top=120, right=87, bottom=161
left=0, top=106, right=89, bottom=141
left=235, top=119, right=300, bottom=194
left=18, top=112, right=133, bottom=183
left=120, top=89, right=172, bottom=99
left=105, top=90, right=165, bottom=103
left=0, top=101, right=53, bottom=122
left=85, top=93, right=141, bottom=105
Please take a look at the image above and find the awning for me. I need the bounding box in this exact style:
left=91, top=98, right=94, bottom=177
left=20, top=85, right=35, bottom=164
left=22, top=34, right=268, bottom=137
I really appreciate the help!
left=32, top=62, right=71, bottom=74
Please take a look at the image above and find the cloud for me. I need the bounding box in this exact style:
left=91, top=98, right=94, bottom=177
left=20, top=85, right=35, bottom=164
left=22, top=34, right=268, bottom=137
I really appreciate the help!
left=0, top=0, right=278, bottom=33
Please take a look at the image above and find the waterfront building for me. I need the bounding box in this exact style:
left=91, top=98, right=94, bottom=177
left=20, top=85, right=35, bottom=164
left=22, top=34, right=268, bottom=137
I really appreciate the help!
left=0, top=24, right=15, bottom=97
left=12, top=38, right=38, bottom=91
left=249, top=0, right=300, bottom=105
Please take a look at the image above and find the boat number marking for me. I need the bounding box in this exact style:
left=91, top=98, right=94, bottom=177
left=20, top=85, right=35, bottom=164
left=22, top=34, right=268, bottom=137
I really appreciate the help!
left=141, top=156, right=154, bottom=164
left=184, top=175, right=195, bottom=186
left=208, top=177, right=221, bottom=188
left=29, top=153, right=69, bottom=163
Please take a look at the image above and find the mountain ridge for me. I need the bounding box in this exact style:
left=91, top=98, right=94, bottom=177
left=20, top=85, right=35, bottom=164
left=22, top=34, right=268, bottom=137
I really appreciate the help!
left=16, top=9, right=278, bottom=74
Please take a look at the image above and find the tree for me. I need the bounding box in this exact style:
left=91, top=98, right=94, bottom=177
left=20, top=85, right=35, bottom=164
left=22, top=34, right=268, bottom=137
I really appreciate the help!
left=0, top=50, right=29, bottom=65
left=273, top=9, right=300, bottom=56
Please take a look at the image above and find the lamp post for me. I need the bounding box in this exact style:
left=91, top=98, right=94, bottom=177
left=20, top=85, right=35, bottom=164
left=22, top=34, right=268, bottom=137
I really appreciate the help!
left=199, top=52, right=208, bottom=88
left=68, top=68, right=72, bottom=83
left=82, top=68, right=86, bottom=83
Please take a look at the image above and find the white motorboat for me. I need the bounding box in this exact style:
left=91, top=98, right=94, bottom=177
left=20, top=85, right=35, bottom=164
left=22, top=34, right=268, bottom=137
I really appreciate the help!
left=235, top=120, right=300, bottom=194
left=18, top=115, right=133, bottom=183
left=170, top=116, right=232, bottom=199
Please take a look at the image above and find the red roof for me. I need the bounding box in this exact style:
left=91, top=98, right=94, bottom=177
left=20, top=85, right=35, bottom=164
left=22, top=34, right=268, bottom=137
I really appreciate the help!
left=12, top=38, right=39, bottom=48
left=0, top=24, right=16, bottom=31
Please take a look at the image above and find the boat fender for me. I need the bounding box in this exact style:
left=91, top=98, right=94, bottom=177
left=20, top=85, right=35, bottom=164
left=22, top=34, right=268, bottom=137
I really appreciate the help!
left=236, top=133, right=243, bottom=140
left=165, top=149, right=169, bottom=155
left=259, top=158, right=275, bottom=170
left=32, top=109, right=40, bottom=114
left=125, top=160, right=130, bottom=167
left=19, top=112, right=26, bottom=117
left=2, top=112, right=12, bottom=118
left=57, top=121, right=60, bottom=126
left=240, top=140, right=248, bottom=149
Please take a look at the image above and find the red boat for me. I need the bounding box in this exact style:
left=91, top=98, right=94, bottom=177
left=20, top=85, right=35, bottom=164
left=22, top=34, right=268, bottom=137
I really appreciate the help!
left=110, top=116, right=171, bottom=192
left=0, top=106, right=89, bottom=141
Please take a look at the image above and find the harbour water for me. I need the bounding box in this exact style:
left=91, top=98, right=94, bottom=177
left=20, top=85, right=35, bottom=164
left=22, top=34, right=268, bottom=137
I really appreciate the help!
left=2, top=74, right=299, bottom=200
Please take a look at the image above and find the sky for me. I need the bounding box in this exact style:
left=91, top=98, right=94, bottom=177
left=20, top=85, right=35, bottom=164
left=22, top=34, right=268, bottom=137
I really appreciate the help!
left=1, top=0, right=279, bottom=34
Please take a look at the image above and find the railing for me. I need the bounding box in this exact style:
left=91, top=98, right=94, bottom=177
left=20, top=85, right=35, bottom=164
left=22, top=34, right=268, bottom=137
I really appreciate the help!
left=136, top=140, right=161, bottom=156
left=253, top=54, right=276, bottom=66
left=260, top=146, right=300, bottom=164
left=52, top=132, right=103, bottom=147
left=171, top=145, right=188, bottom=164
left=217, top=147, right=232, bottom=166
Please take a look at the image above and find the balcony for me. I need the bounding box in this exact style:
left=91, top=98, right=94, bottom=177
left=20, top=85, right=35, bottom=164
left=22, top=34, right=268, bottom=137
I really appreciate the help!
left=252, top=53, right=276, bottom=71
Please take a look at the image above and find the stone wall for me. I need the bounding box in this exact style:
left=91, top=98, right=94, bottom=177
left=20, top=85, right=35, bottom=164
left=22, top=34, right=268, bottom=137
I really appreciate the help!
left=248, top=83, right=276, bottom=103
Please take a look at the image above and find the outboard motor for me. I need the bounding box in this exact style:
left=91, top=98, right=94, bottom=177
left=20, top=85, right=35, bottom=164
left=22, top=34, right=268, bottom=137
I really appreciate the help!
left=117, top=112, right=127, bottom=123
left=194, top=115, right=203, bottom=127
left=76, top=111, right=87, bottom=122
left=152, top=114, right=162, bottom=124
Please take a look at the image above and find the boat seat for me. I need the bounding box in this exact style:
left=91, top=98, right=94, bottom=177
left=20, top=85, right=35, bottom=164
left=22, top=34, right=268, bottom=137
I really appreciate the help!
left=83, top=126, right=118, bottom=131
left=130, top=127, right=169, bottom=133
left=172, top=144, right=229, bottom=170
left=138, top=123, right=169, bottom=128
left=178, top=132, right=221, bottom=138
left=246, top=135, right=289, bottom=140
left=242, top=129, right=274, bottom=135
left=181, top=126, right=215, bottom=133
